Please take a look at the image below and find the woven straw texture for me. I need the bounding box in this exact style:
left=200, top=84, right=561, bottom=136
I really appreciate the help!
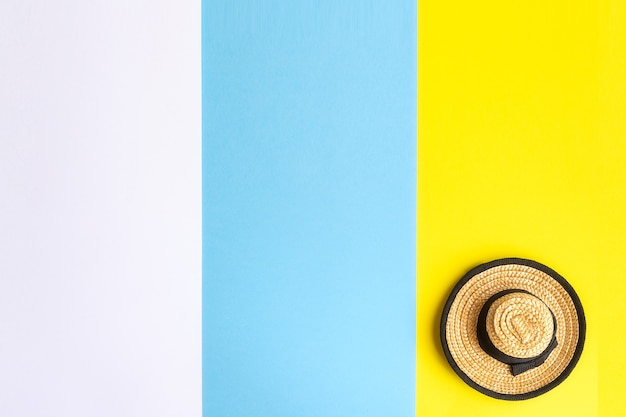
left=445, top=263, right=579, bottom=395
left=485, top=292, right=554, bottom=359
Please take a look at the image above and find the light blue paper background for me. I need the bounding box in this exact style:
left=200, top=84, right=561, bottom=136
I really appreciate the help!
left=203, top=2, right=416, bottom=415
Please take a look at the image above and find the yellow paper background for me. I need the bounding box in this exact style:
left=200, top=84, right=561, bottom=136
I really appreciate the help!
left=417, top=0, right=626, bottom=415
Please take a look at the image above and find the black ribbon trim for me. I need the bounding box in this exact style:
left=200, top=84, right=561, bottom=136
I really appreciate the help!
left=477, top=289, right=558, bottom=376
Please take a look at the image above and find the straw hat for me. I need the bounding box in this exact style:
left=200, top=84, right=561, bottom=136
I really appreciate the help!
left=440, top=258, right=586, bottom=400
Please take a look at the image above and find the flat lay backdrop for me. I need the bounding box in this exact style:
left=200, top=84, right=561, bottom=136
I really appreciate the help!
left=418, top=2, right=626, bottom=415
left=203, top=2, right=416, bottom=416
left=2, top=0, right=626, bottom=416
left=1, top=1, right=201, bottom=416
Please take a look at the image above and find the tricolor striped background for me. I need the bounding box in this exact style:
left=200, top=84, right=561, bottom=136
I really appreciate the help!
left=2, top=1, right=626, bottom=416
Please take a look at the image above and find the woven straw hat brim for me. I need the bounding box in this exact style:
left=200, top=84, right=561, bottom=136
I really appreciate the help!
left=440, top=258, right=586, bottom=400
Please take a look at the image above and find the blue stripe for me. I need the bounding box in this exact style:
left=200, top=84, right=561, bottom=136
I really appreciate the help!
left=203, top=2, right=415, bottom=416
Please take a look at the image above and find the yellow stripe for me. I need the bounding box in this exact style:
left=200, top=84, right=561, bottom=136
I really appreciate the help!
left=416, top=0, right=626, bottom=414
left=598, top=1, right=626, bottom=415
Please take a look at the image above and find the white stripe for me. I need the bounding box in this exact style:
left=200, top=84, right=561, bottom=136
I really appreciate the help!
left=0, top=1, right=201, bottom=415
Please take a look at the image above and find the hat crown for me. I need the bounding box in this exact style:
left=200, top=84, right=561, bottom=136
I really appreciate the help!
left=486, top=292, right=554, bottom=359
left=510, top=315, right=532, bottom=344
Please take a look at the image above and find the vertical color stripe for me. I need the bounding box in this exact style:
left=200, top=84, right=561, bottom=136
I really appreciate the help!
left=416, top=0, right=626, bottom=415
left=0, top=2, right=201, bottom=416
left=202, top=2, right=416, bottom=416
left=597, top=1, right=626, bottom=414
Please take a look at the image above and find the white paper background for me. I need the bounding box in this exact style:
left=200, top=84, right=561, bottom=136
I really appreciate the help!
left=0, top=1, right=201, bottom=415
